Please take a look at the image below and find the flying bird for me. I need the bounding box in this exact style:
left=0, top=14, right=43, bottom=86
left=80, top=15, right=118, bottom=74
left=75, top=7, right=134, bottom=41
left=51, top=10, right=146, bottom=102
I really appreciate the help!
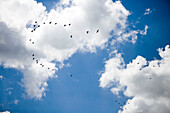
left=32, top=42, right=34, bottom=44
left=43, top=22, right=45, bottom=24
left=31, top=30, right=33, bottom=32
left=70, top=75, right=72, bottom=77
left=64, top=24, right=66, bottom=27
left=33, top=58, right=35, bottom=60
left=49, top=22, right=52, bottom=24
left=70, top=35, right=72, bottom=38
left=35, top=21, right=37, bottom=23
left=87, top=31, right=89, bottom=34
left=33, top=25, right=36, bottom=27
left=38, top=25, right=40, bottom=27
left=69, top=23, right=71, bottom=26
left=32, top=54, right=34, bottom=56
left=29, top=39, right=31, bottom=41
left=48, top=68, right=50, bottom=69
left=96, top=29, right=99, bottom=33
left=55, top=23, right=57, bottom=25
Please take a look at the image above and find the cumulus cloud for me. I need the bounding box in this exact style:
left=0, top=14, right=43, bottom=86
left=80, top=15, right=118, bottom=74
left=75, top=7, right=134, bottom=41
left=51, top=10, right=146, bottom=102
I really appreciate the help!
left=0, top=0, right=146, bottom=99
left=99, top=45, right=170, bottom=113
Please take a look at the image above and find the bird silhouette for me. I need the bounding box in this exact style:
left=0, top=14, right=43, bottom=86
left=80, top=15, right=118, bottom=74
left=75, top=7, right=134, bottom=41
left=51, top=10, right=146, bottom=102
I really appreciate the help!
left=31, top=30, right=33, bottom=32
left=32, top=42, right=34, bottom=44
left=70, top=75, right=72, bottom=77
left=49, top=22, right=52, bottom=24
left=87, top=31, right=89, bottom=34
left=43, top=22, right=45, bottom=24
left=64, top=24, right=66, bottom=27
left=32, top=54, right=34, bottom=56
left=35, top=21, right=37, bottom=23
left=29, top=39, right=31, bottom=41
left=33, top=25, right=36, bottom=27
left=96, top=29, right=99, bottom=33
left=33, top=58, right=35, bottom=60
left=48, top=68, right=50, bottom=69
left=69, top=23, right=71, bottom=26
left=38, top=25, right=40, bottom=27
left=55, top=23, right=57, bottom=25
left=70, top=35, right=72, bottom=38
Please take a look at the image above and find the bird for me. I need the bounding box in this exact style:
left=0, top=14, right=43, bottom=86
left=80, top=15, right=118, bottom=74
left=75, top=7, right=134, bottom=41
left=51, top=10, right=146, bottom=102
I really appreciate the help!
left=52, top=69, right=55, bottom=71
left=64, top=24, right=66, bottom=27
left=115, top=101, right=117, bottom=102
left=43, top=22, right=45, bottom=24
left=38, top=25, right=40, bottom=27
left=55, top=23, right=57, bottom=25
left=31, top=30, right=33, bottom=32
left=35, top=21, right=37, bottom=23
left=40, top=63, right=42, bottom=65
left=33, top=25, right=36, bottom=27
left=70, top=35, right=72, bottom=38
left=32, top=54, right=34, bottom=56
left=153, top=65, right=155, bottom=67
left=42, top=65, right=44, bottom=67
left=29, top=39, right=31, bottom=41
left=34, top=28, right=36, bottom=31
left=87, top=31, right=89, bottom=34
left=49, top=22, right=52, bottom=24
left=137, top=62, right=139, bottom=64
left=32, top=42, right=34, bottom=44
left=70, top=75, right=72, bottom=77
left=96, top=29, right=99, bottom=33
left=33, top=58, right=35, bottom=60
left=149, top=78, right=152, bottom=79
left=69, top=23, right=71, bottom=26
left=48, top=67, right=50, bottom=69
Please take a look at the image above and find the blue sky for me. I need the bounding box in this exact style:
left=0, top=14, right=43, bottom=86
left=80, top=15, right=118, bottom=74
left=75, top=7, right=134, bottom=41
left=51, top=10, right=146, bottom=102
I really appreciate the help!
left=0, top=0, right=170, bottom=113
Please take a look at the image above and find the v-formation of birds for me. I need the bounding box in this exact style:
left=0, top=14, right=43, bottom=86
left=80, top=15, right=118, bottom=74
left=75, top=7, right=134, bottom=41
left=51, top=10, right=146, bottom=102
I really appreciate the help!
left=29, top=21, right=100, bottom=76
left=29, top=21, right=156, bottom=110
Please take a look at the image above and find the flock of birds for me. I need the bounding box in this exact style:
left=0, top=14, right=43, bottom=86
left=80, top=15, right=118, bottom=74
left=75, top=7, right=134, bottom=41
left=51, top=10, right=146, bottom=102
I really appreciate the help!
left=114, top=100, right=129, bottom=110
left=136, top=62, right=156, bottom=80
left=29, top=21, right=100, bottom=77
left=29, top=21, right=153, bottom=109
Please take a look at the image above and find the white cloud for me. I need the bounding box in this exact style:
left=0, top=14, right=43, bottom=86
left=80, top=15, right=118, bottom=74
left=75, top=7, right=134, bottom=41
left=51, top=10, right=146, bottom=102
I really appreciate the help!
left=0, top=75, right=3, bottom=80
left=14, top=100, right=19, bottom=105
left=144, top=8, right=152, bottom=15
left=0, top=0, right=145, bottom=99
left=0, top=111, right=10, bottom=113
left=99, top=45, right=170, bottom=113
left=140, top=25, right=148, bottom=35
